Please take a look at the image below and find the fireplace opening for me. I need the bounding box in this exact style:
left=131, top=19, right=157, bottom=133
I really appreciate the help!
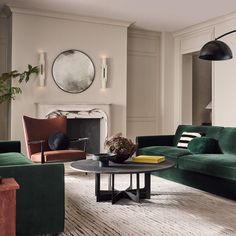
left=67, top=118, right=100, bottom=154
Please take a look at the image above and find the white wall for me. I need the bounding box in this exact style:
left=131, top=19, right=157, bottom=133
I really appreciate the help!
left=127, top=29, right=161, bottom=140
left=181, top=54, right=192, bottom=124
left=9, top=8, right=129, bottom=154
left=214, top=18, right=236, bottom=126
left=0, top=15, right=10, bottom=139
left=160, top=32, right=175, bottom=134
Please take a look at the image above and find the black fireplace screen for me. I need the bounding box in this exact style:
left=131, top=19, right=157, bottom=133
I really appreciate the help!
left=67, top=118, right=100, bottom=154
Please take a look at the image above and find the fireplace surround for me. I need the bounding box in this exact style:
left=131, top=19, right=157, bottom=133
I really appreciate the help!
left=35, top=103, right=111, bottom=152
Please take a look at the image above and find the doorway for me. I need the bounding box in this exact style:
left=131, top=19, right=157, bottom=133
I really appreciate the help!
left=182, top=52, right=212, bottom=125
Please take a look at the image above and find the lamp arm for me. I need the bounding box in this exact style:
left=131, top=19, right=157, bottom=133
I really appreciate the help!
left=216, top=30, right=236, bottom=40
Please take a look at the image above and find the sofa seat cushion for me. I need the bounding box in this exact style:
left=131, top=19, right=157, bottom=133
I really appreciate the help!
left=31, top=149, right=86, bottom=162
left=178, top=154, right=236, bottom=181
left=0, top=152, right=33, bottom=166
left=137, top=146, right=191, bottom=161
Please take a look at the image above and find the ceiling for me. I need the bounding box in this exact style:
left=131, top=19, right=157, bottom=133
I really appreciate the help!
left=1, top=0, right=236, bottom=31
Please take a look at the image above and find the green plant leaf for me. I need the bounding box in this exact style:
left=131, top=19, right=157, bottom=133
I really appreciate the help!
left=0, top=64, right=39, bottom=103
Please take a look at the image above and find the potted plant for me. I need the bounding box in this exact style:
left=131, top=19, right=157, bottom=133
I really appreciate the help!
left=104, top=133, right=137, bottom=163
left=0, top=65, right=39, bottom=103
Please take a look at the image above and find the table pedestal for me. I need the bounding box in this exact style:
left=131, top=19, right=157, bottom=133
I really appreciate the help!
left=95, top=173, right=151, bottom=204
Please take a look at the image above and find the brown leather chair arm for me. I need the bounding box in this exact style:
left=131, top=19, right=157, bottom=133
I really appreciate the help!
left=28, top=140, right=46, bottom=163
left=28, top=140, right=46, bottom=145
left=70, top=137, right=89, bottom=152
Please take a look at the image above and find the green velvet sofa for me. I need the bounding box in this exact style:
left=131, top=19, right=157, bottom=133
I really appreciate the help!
left=136, top=125, right=236, bottom=200
left=0, top=141, right=65, bottom=236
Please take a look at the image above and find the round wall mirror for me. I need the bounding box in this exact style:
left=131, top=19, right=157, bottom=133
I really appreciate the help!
left=52, top=50, right=95, bottom=93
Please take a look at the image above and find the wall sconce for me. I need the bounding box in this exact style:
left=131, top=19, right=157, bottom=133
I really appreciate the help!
left=38, top=51, right=46, bottom=87
left=101, top=57, right=108, bottom=89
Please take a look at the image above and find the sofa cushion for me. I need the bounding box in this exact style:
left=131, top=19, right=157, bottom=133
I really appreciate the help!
left=173, top=125, right=224, bottom=146
left=178, top=154, right=236, bottom=181
left=218, top=128, right=236, bottom=155
left=188, top=137, right=221, bottom=154
left=0, top=152, right=33, bottom=166
left=137, top=146, right=191, bottom=162
left=177, top=131, right=202, bottom=149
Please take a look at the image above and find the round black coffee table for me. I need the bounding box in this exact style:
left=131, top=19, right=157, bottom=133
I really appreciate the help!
left=71, top=159, right=175, bottom=204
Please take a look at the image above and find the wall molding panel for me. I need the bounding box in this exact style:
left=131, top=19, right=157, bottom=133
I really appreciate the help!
left=127, top=28, right=161, bottom=140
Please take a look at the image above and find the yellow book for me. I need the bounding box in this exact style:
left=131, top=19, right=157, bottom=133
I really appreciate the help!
left=132, top=155, right=165, bottom=164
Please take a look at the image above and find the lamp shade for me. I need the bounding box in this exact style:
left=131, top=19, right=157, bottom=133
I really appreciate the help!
left=199, top=40, right=233, bottom=60
left=205, top=101, right=212, bottom=110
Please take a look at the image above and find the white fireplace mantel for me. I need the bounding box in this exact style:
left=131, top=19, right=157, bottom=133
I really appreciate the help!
left=35, top=103, right=111, bottom=152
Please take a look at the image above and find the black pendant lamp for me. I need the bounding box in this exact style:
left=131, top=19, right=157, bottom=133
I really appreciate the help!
left=199, top=30, right=236, bottom=61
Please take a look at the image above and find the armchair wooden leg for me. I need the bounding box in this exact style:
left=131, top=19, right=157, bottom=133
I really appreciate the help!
left=40, top=142, right=45, bottom=164
left=83, top=139, right=88, bottom=152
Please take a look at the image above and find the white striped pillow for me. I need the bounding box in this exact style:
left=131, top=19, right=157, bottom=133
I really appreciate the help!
left=177, top=132, right=202, bottom=149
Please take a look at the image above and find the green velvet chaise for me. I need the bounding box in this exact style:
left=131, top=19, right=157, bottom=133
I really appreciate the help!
left=0, top=141, right=65, bottom=236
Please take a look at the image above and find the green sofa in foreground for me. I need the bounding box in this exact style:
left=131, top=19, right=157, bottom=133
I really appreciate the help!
left=0, top=141, right=65, bottom=236
left=136, top=125, right=236, bottom=200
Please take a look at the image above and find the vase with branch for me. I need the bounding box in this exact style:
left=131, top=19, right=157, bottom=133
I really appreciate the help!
left=104, top=133, right=137, bottom=163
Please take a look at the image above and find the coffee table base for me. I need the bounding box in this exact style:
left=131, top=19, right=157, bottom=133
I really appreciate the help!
left=95, top=173, right=151, bottom=204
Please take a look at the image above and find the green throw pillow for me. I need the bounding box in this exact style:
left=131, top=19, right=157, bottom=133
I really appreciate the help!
left=187, top=137, right=221, bottom=154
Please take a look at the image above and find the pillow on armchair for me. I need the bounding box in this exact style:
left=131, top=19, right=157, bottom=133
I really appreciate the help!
left=48, top=132, right=69, bottom=150
left=187, top=137, right=221, bottom=154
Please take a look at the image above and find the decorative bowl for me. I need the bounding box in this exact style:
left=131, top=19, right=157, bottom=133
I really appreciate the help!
left=92, top=153, right=117, bottom=167
left=109, top=154, right=131, bottom=163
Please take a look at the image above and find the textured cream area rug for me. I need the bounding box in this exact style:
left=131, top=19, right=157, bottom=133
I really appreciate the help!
left=62, top=168, right=236, bottom=236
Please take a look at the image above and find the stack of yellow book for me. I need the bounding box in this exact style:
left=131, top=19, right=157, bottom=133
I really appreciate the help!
left=132, top=155, right=165, bottom=164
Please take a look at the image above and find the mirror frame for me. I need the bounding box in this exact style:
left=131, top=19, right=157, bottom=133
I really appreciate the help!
left=52, top=49, right=96, bottom=93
